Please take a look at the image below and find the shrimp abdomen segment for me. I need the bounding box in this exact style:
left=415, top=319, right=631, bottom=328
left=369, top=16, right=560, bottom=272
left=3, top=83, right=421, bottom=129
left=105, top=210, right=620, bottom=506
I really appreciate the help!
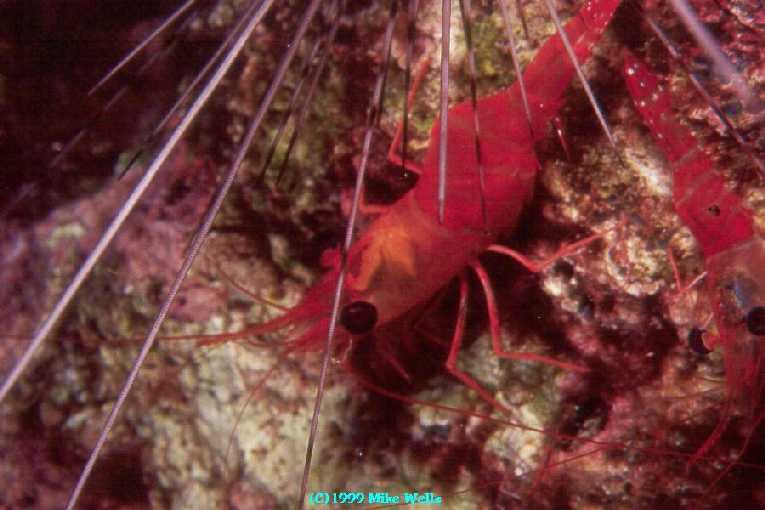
left=675, top=170, right=755, bottom=257
left=622, top=53, right=754, bottom=257
left=415, top=0, right=622, bottom=232
left=519, top=0, right=622, bottom=120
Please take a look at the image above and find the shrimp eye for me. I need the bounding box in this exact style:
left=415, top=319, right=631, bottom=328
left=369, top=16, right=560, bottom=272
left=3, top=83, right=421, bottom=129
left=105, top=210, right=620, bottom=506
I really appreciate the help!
left=745, top=306, right=765, bottom=335
left=340, top=300, right=378, bottom=335
left=397, top=169, right=419, bottom=190
left=687, top=327, right=711, bottom=355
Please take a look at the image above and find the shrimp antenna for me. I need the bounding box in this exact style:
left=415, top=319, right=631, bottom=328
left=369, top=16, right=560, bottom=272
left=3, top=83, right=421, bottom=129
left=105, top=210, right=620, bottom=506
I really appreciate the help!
left=2, top=11, right=194, bottom=220
left=515, top=0, right=532, bottom=44
left=297, top=0, right=398, bottom=506
left=118, top=3, right=265, bottom=180
left=645, top=14, right=765, bottom=180
left=458, top=0, right=488, bottom=227
left=437, top=0, right=453, bottom=224
left=258, top=37, right=325, bottom=184
left=50, top=19, right=186, bottom=170
left=374, top=1, right=400, bottom=128
left=399, top=0, right=420, bottom=182
left=63, top=0, right=323, bottom=507
left=498, top=0, right=536, bottom=142
left=87, top=0, right=197, bottom=97
left=666, top=0, right=758, bottom=113
left=542, top=0, right=619, bottom=152
left=277, top=17, right=343, bottom=188
left=0, top=0, right=275, bottom=412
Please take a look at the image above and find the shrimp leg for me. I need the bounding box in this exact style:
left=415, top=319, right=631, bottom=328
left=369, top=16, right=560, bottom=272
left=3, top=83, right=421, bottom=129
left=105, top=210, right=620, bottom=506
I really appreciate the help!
left=487, top=229, right=607, bottom=273
left=355, top=59, right=431, bottom=216
left=442, top=258, right=589, bottom=417
left=386, top=57, right=431, bottom=175
left=470, top=260, right=589, bottom=373
left=444, top=271, right=513, bottom=412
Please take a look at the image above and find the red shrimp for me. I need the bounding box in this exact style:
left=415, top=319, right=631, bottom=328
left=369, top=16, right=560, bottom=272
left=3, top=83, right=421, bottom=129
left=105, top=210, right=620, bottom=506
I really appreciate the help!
left=245, top=0, right=622, bottom=379
left=622, top=50, right=765, bottom=462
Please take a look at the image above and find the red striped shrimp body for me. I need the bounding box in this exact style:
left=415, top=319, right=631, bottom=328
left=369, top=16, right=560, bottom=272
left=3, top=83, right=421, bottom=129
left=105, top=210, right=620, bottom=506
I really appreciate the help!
left=415, top=0, right=620, bottom=234
left=266, top=0, right=622, bottom=352
left=623, top=52, right=765, bottom=424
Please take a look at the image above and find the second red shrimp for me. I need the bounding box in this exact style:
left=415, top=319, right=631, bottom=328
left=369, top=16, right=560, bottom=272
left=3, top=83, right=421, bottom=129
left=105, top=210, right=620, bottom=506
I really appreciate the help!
left=623, top=49, right=765, bottom=465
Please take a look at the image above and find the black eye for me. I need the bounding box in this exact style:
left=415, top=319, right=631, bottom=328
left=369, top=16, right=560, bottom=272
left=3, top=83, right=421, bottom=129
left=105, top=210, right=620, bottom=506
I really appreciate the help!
left=397, top=169, right=419, bottom=190
left=746, top=306, right=765, bottom=335
left=688, top=327, right=711, bottom=355
left=340, top=301, right=378, bottom=335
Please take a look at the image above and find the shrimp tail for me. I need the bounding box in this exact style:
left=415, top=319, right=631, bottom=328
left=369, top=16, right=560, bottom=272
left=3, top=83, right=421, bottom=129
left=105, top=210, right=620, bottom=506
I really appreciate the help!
left=469, top=0, right=623, bottom=145
left=518, top=0, right=622, bottom=135
left=622, top=51, right=754, bottom=258
left=417, top=0, right=622, bottom=230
